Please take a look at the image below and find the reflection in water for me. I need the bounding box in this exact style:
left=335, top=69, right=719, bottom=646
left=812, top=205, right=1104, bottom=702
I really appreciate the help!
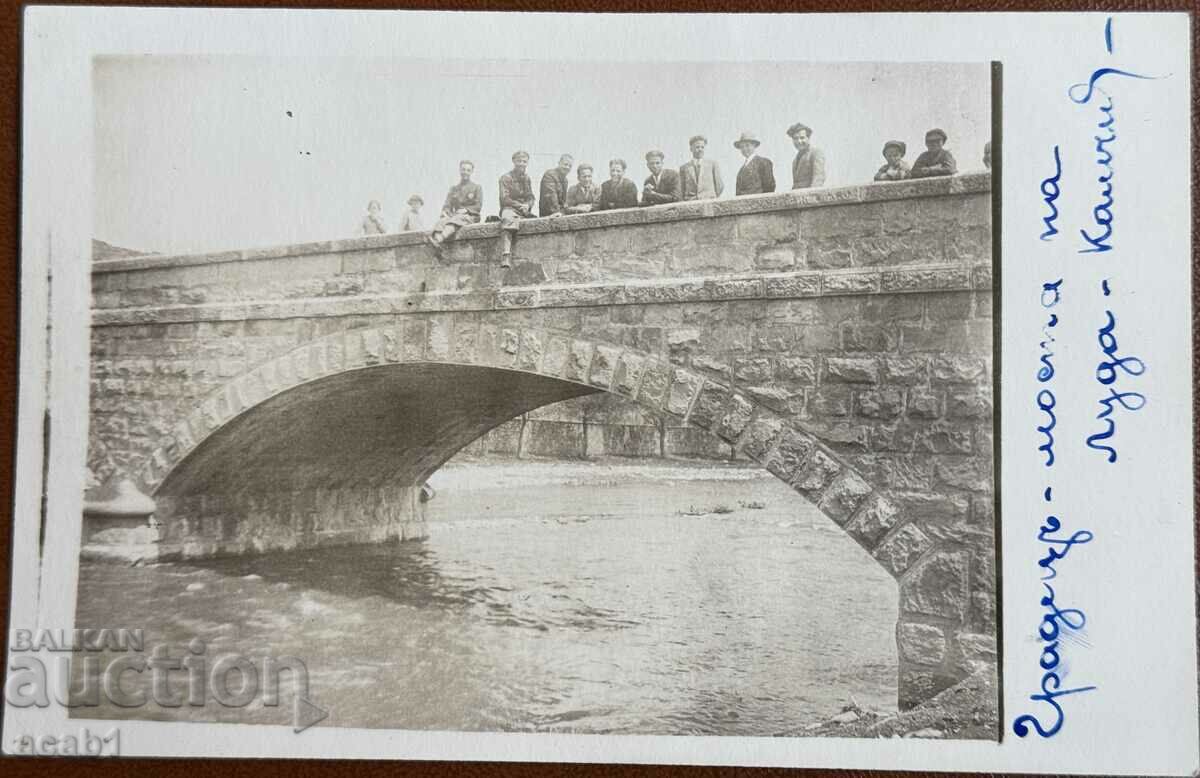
left=74, top=461, right=898, bottom=735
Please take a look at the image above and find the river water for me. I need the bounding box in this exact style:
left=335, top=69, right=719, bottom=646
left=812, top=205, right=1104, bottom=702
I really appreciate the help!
left=73, top=460, right=898, bottom=735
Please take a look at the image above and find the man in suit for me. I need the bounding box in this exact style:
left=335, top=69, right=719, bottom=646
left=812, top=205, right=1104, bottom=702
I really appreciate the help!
left=596, top=159, right=639, bottom=211
left=640, top=150, right=681, bottom=206
left=787, top=122, right=826, bottom=189
left=679, top=135, right=724, bottom=200
left=539, top=154, right=574, bottom=216
left=733, top=132, right=775, bottom=196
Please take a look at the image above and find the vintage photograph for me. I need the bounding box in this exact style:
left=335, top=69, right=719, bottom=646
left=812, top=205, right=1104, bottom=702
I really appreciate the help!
left=76, top=56, right=996, bottom=739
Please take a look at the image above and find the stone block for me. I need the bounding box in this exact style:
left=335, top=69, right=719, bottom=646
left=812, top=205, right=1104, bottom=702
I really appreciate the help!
left=892, top=490, right=971, bottom=523
left=742, top=383, right=803, bottom=414
left=666, top=328, right=701, bottom=364
left=589, top=345, right=622, bottom=390
left=971, top=494, right=995, bottom=524
left=898, top=669, right=961, bottom=712
left=845, top=493, right=901, bottom=548
left=425, top=316, right=453, bottom=360
left=733, top=357, right=774, bottom=384
left=764, top=273, right=822, bottom=298
left=691, top=354, right=730, bottom=378
left=824, top=357, right=879, bottom=383
left=843, top=324, right=898, bottom=352
left=934, top=457, right=993, bottom=492
left=924, top=291, right=974, bottom=322
left=541, top=336, right=570, bottom=377
left=817, top=470, right=873, bottom=525
left=517, top=330, right=544, bottom=371
left=737, top=413, right=784, bottom=461
left=808, top=385, right=853, bottom=417
left=907, top=389, right=942, bottom=419
left=666, top=369, right=703, bottom=417
left=638, top=360, right=672, bottom=409
left=947, top=391, right=992, bottom=419
left=874, top=523, right=934, bottom=577
left=855, top=232, right=945, bottom=267
left=688, top=381, right=728, bottom=430
left=564, top=340, right=594, bottom=382
left=762, top=427, right=816, bottom=482
left=881, top=267, right=971, bottom=293
left=755, top=245, right=798, bottom=269
left=748, top=324, right=796, bottom=352
left=882, top=356, right=928, bottom=385
left=857, top=388, right=904, bottom=419
left=776, top=356, right=817, bottom=383
left=900, top=549, right=970, bottom=620
left=791, top=446, right=840, bottom=497
left=715, top=393, right=754, bottom=443
left=822, top=271, right=879, bottom=294
left=612, top=352, right=645, bottom=396
left=897, top=622, right=947, bottom=666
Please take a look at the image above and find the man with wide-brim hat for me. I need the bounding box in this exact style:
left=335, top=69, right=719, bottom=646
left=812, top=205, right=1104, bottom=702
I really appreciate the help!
left=873, top=140, right=911, bottom=182
left=910, top=128, right=957, bottom=178
left=786, top=122, right=826, bottom=189
left=733, top=131, right=775, bottom=196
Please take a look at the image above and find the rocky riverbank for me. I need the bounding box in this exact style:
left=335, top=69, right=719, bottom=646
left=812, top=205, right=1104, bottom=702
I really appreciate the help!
left=793, top=669, right=997, bottom=740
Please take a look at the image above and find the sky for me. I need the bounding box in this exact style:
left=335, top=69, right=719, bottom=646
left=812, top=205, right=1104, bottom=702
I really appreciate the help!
left=95, top=57, right=991, bottom=255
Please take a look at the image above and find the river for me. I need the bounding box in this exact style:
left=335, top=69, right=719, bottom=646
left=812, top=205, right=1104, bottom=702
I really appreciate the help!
left=73, top=459, right=898, bottom=735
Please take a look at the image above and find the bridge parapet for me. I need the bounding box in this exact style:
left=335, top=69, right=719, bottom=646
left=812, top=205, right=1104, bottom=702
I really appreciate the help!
left=92, top=173, right=991, bottom=314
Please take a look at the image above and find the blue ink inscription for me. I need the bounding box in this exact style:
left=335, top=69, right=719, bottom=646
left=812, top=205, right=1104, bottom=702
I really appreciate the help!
left=1067, top=19, right=1159, bottom=254
left=1013, top=504, right=1096, bottom=738
left=1039, top=146, right=1062, bottom=241
left=1086, top=285, right=1146, bottom=462
left=1036, top=281, right=1061, bottom=466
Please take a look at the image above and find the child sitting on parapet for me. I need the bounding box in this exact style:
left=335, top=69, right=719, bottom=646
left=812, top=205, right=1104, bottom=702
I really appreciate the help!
left=873, top=140, right=911, bottom=182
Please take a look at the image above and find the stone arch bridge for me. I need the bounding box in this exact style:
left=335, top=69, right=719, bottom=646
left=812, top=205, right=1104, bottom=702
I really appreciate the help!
left=86, top=174, right=995, bottom=710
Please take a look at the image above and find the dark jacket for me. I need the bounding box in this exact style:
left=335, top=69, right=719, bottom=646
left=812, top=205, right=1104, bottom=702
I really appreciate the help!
left=910, top=149, right=957, bottom=178
left=640, top=168, right=681, bottom=206
left=735, top=155, right=776, bottom=195
left=597, top=178, right=639, bottom=210
left=539, top=168, right=569, bottom=216
left=499, top=170, right=535, bottom=214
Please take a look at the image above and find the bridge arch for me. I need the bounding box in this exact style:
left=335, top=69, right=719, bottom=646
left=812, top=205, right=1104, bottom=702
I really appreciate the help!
left=142, top=321, right=931, bottom=586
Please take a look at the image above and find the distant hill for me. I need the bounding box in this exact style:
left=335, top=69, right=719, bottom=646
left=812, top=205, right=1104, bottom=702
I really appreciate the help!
left=92, top=239, right=152, bottom=262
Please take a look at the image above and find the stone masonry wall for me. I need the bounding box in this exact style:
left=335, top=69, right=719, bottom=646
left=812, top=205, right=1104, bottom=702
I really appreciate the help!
left=87, top=174, right=994, bottom=711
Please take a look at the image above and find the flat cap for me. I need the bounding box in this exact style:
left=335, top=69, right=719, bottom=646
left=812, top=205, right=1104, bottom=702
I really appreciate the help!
left=925, top=128, right=948, bottom=142
left=786, top=122, right=813, bottom=138
left=882, top=140, right=906, bottom=157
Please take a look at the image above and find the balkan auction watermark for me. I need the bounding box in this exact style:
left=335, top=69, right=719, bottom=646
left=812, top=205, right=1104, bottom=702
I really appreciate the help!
left=5, top=628, right=328, bottom=744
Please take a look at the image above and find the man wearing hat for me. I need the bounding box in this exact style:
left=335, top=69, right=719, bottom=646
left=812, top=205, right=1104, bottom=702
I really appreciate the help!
left=641, top=150, right=681, bottom=206
left=910, top=128, right=958, bottom=178
left=733, top=132, right=775, bottom=196
left=873, top=140, right=911, bottom=182
left=787, top=122, right=826, bottom=189
left=539, top=154, right=574, bottom=217
left=679, top=135, right=724, bottom=201
left=498, top=150, right=536, bottom=267
left=399, top=194, right=425, bottom=232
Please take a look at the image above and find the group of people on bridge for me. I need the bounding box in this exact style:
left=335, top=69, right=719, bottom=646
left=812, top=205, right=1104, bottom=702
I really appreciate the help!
left=359, top=125, right=992, bottom=268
